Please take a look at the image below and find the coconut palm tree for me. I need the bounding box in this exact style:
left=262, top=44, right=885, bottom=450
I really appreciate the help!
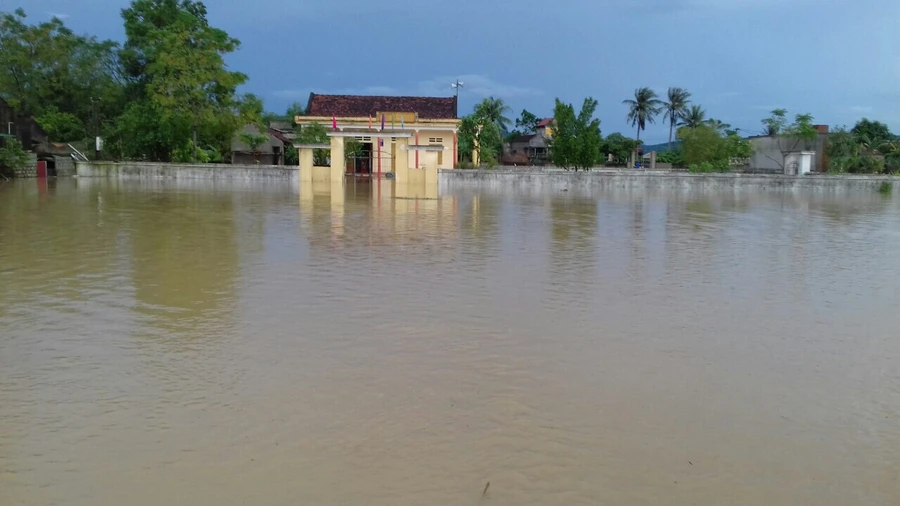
left=623, top=87, right=662, bottom=142
left=706, top=118, right=731, bottom=135
left=678, top=105, right=706, bottom=129
left=474, top=97, right=512, bottom=132
left=663, top=87, right=691, bottom=149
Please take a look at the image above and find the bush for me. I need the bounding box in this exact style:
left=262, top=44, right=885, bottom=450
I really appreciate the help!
left=688, top=160, right=729, bottom=173
left=0, top=137, right=30, bottom=178
left=878, top=182, right=892, bottom=194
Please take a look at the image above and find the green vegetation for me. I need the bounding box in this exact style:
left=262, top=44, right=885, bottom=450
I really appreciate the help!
left=599, top=133, right=638, bottom=166
left=457, top=97, right=510, bottom=167
left=550, top=97, right=602, bottom=171
left=0, top=137, right=29, bottom=178
left=623, top=87, right=663, bottom=142
left=296, top=122, right=329, bottom=166
left=678, top=124, right=751, bottom=173
left=878, top=181, right=892, bottom=195
left=507, top=109, right=540, bottom=139
left=827, top=119, right=900, bottom=174
left=663, top=87, right=691, bottom=149
left=0, top=3, right=260, bottom=163
left=679, top=105, right=706, bottom=129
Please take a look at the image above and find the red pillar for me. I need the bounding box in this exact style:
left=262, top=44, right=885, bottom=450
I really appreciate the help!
left=453, top=133, right=458, bottom=168
left=415, top=132, right=419, bottom=168
left=377, top=137, right=382, bottom=176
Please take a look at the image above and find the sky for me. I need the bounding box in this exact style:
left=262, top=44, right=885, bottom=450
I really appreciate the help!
left=4, top=0, right=900, bottom=143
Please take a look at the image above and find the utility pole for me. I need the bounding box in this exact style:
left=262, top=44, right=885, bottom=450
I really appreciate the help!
left=91, top=97, right=99, bottom=160
left=451, top=79, right=464, bottom=118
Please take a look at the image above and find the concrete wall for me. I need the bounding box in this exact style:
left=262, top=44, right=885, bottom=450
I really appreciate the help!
left=11, top=153, right=38, bottom=178
left=440, top=169, right=899, bottom=193
left=55, top=156, right=75, bottom=177
left=749, top=134, right=828, bottom=173
left=76, top=161, right=299, bottom=180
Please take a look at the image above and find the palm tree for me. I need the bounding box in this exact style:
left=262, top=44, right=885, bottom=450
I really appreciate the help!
left=623, top=87, right=662, bottom=142
left=706, top=118, right=731, bottom=135
left=679, top=105, right=706, bottom=129
left=663, top=87, right=691, bottom=149
left=474, top=97, right=512, bottom=132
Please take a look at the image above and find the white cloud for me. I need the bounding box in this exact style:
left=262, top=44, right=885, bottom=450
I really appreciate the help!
left=47, top=12, right=70, bottom=19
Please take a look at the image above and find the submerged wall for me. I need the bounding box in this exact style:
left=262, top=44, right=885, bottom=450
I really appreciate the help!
left=440, top=169, right=898, bottom=193
left=76, top=161, right=299, bottom=180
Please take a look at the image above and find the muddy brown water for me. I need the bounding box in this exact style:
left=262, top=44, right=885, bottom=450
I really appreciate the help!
left=1, top=178, right=899, bottom=505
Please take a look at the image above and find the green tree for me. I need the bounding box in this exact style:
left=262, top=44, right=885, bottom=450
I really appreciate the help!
left=514, top=109, right=541, bottom=133
left=239, top=130, right=268, bottom=154
left=296, top=122, right=329, bottom=165
left=0, top=9, right=124, bottom=135
left=705, top=118, right=731, bottom=135
left=759, top=109, right=819, bottom=170
left=623, top=87, right=662, bottom=142
left=36, top=107, right=86, bottom=143
left=550, top=97, right=602, bottom=171
left=850, top=118, right=893, bottom=149
left=679, top=105, right=706, bottom=129
left=117, top=0, right=249, bottom=162
left=678, top=124, right=750, bottom=172
left=0, top=137, right=29, bottom=178
left=663, top=87, right=691, bottom=149
left=474, top=97, right=512, bottom=132
left=599, top=133, right=638, bottom=166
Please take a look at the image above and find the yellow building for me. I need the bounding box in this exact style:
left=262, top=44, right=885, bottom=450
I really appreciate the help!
left=295, top=93, right=461, bottom=183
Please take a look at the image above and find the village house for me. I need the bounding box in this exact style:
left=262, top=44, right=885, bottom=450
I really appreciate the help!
left=230, top=124, right=288, bottom=165
left=294, top=93, right=461, bottom=176
left=504, top=117, right=553, bottom=165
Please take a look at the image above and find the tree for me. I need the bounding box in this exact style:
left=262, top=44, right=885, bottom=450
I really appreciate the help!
left=599, top=133, right=638, bottom=166
left=296, top=122, right=329, bottom=165
left=239, top=130, right=268, bottom=155
left=624, top=87, right=662, bottom=142
left=474, top=97, right=512, bottom=132
left=679, top=105, right=706, bottom=129
left=705, top=118, right=731, bottom=135
left=678, top=124, right=750, bottom=172
left=851, top=118, right=893, bottom=152
left=0, top=9, right=124, bottom=136
left=0, top=137, right=29, bottom=178
left=759, top=109, right=819, bottom=170
left=36, top=107, right=86, bottom=143
left=550, top=97, right=602, bottom=171
left=117, top=0, right=249, bottom=162
left=514, top=109, right=541, bottom=134
left=663, top=87, right=691, bottom=149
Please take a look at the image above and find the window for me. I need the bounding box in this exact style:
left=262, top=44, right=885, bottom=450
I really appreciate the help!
left=428, top=137, right=444, bottom=144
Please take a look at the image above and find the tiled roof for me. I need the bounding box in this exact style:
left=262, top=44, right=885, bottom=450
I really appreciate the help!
left=536, top=118, right=553, bottom=128
left=306, top=93, right=458, bottom=119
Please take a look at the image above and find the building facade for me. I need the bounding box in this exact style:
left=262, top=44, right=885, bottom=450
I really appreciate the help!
left=296, top=93, right=461, bottom=176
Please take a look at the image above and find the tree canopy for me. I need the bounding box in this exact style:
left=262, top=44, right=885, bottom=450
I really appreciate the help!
left=0, top=3, right=259, bottom=163
left=550, top=97, right=602, bottom=171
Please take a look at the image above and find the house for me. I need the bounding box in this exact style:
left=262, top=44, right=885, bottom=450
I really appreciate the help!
left=748, top=125, right=829, bottom=174
left=294, top=93, right=460, bottom=175
left=504, top=117, right=553, bottom=165
left=230, top=124, right=287, bottom=165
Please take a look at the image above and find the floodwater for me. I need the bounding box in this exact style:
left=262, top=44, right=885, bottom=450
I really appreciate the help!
left=1, top=178, right=899, bottom=506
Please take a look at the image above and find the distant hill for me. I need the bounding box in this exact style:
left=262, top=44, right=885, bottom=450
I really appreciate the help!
left=641, top=141, right=681, bottom=153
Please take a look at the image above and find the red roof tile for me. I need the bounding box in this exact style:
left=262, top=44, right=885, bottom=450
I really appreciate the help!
left=306, top=93, right=458, bottom=119
left=536, top=118, right=553, bottom=128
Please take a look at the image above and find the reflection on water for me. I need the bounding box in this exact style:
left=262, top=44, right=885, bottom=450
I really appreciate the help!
left=2, top=178, right=899, bottom=505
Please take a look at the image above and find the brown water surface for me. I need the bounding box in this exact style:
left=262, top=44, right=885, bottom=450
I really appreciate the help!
left=1, top=178, right=899, bottom=505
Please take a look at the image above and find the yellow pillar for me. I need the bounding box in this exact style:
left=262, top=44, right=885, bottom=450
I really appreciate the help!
left=299, top=148, right=313, bottom=183
left=394, top=137, right=410, bottom=184
left=330, top=136, right=345, bottom=183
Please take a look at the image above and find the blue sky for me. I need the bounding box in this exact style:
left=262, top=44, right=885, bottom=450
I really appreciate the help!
left=4, top=0, right=899, bottom=143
